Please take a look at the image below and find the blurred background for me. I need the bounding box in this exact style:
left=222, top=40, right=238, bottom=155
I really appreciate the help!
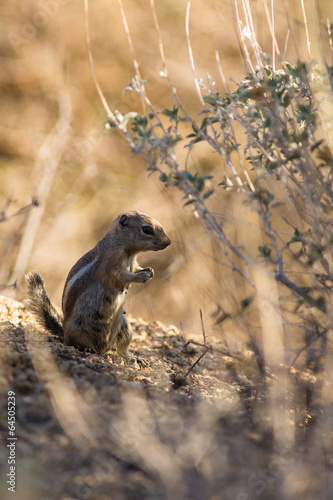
left=0, top=0, right=331, bottom=338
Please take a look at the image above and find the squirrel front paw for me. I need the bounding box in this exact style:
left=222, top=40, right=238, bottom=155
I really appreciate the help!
left=135, top=267, right=154, bottom=283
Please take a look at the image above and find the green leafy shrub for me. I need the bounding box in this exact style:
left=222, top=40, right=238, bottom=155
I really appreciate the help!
left=99, top=6, right=333, bottom=442
left=107, top=58, right=332, bottom=366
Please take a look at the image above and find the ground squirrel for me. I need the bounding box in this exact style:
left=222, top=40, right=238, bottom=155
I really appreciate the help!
left=26, top=211, right=171, bottom=356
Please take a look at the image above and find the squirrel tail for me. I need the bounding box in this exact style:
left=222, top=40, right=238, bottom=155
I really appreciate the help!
left=26, top=271, right=64, bottom=338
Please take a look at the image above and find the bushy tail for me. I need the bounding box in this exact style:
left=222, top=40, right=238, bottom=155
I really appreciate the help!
left=26, top=271, right=64, bottom=338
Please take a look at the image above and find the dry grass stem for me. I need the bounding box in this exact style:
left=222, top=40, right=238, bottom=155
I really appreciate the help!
left=185, top=2, right=204, bottom=108
left=9, top=92, right=71, bottom=285
left=84, top=0, right=115, bottom=121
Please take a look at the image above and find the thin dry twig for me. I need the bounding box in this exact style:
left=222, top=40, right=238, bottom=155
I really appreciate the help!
left=283, top=29, right=291, bottom=61
left=84, top=0, right=115, bottom=120
left=271, top=0, right=276, bottom=70
left=179, top=311, right=212, bottom=379
left=328, top=18, right=333, bottom=66
left=262, top=0, right=282, bottom=70
left=185, top=2, right=204, bottom=108
left=9, top=92, right=71, bottom=285
left=183, top=346, right=212, bottom=378
left=150, top=0, right=171, bottom=87
left=199, top=309, right=208, bottom=346
left=215, top=50, right=230, bottom=93
left=117, top=0, right=148, bottom=116
left=150, top=0, right=191, bottom=121
left=0, top=281, right=17, bottom=291
left=241, top=0, right=263, bottom=73
left=282, top=0, right=301, bottom=60
left=179, top=321, right=191, bottom=367
left=300, top=0, right=311, bottom=59
left=233, top=0, right=255, bottom=74
left=0, top=198, right=39, bottom=224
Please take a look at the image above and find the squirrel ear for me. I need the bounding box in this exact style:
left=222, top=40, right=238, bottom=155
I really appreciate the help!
left=119, top=214, right=128, bottom=227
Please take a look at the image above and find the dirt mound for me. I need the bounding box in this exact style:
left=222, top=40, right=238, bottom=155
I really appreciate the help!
left=0, top=296, right=329, bottom=500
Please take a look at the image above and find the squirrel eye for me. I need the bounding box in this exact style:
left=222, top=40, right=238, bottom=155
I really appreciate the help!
left=142, top=225, right=154, bottom=236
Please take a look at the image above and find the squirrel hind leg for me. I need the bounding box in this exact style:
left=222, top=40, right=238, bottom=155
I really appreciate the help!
left=26, top=271, right=64, bottom=338
left=116, top=316, right=133, bottom=357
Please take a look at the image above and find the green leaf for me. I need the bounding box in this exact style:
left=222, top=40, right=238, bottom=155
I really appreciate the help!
left=271, top=202, right=284, bottom=209
left=264, top=66, right=273, bottom=78
left=284, top=61, right=296, bottom=72
left=203, top=95, right=217, bottom=106
left=181, top=171, right=194, bottom=182
left=314, top=296, right=326, bottom=311
left=240, top=297, right=253, bottom=310
left=310, top=139, right=324, bottom=152
left=287, top=228, right=303, bottom=246
left=251, top=190, right=275, bottom=207
left=161, top=106, right=179, bottom=122
left=203, top=189, right=214, bottom=200
left=296, top=103, right=315, bottom=123
left=215, top=311, right=231, bottom=325
left=186, top=136, right=204, bottom=145
left=183, top=198, right=196, bottom=207
left=281, top=92, right=291, bottom=108
left=228, top=142, right=240, bottom=152
left=258, top=244, right=272, bottom=260
left=105, top=118, right=117, bottom=128
left=266, top=161, right=279, bottom=171
left=219, top=175, right=234, bottom=190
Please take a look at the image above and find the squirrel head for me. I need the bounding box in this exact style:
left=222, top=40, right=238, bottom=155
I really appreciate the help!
left=114, top=211, right=171, bottom=254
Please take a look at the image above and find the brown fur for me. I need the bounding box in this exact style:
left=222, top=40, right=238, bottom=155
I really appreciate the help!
left=26, top=211, right=171, bottom=355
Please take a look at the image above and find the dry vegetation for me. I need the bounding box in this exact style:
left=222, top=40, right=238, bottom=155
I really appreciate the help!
left=2, top=0, right=330, bottom=331
left=1, top=0, right=333, bottom=499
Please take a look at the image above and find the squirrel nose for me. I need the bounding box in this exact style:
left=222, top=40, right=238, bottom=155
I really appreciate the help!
left=161, top=236, right=171, bottom=249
